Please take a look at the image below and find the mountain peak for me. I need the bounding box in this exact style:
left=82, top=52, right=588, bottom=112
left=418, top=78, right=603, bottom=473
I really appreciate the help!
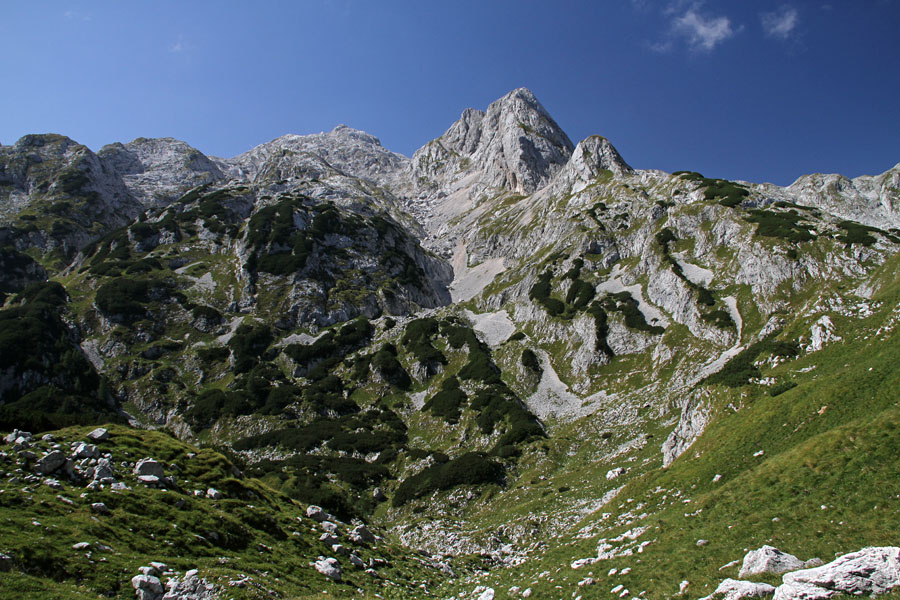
left=414, top=88, right=575, bottom=194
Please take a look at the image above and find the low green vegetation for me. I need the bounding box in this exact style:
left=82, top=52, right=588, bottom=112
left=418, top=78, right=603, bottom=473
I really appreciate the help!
left=703, top=333, right=799, bottom=388
left=674, top=171, right=749, bottom=207
left=392, top=452, right=504, bottom=506
left=745, top=208, right=816, bottom=243
left=656, top=227, right=733, bottom=327
left=0, top=282, right=118, bottom=431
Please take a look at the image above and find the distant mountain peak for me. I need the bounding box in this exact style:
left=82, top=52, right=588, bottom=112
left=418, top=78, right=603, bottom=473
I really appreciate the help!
left=413, top=87, right=575, bottom=194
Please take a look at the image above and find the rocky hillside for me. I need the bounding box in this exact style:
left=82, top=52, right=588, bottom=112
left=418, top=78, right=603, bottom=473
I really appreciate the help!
left=1, top=88, right=899, bottom=599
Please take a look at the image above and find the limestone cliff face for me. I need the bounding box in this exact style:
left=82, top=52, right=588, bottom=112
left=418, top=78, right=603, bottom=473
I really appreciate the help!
left=412, top=88, right=574, bottom=198
left=98, top=137, right=225, bottom=207
left=0, top=134, right=141, bottom=256
left=783, top=164, right=900, bottom=230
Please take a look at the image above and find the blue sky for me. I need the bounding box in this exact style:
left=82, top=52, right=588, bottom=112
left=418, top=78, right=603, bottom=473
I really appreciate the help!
left=2, top=1, right=898, bottom=186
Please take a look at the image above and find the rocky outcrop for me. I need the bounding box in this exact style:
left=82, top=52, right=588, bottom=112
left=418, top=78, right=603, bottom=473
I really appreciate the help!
left=739, top=546, right=807, bottom=578
left=98, top=137, right=225, bottom=207
left=701, top=579, right=776, bottom=600
left=0, top=134, right=141, bottom=256
left=773, top=547, right=900, bottom=600
left=785, top=164, right=900, bottom=230
left=413, top=88, right=574, bottom=197
left=662, top=394, right=710, bottom=467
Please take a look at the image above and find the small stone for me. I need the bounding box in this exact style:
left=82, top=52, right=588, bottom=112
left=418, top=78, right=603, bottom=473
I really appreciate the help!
left=314, top=557, right=342, bottom=581
left=606, top=467, right=626, bottom=480
left=306, top=505, right=329, bottom=522
left=349, top=523, right=376, bottom=543
left=72, top=542, right=91, bottom=550
left=476, top=587, right=495, bottom=600
left=131, top=574, right=163, bottom=594
left=349, top=553, right=365, bottom=568
left=86, top=428, right=108, bottom=442
left=321, top=521, right=338, bottom=534
left=206, top=488, right=222, bottom=499
left=134, top=458, right=164, bottom=478
left=698, top=539, right=710, bottom=546
left=91, top=502, right=109, bottom=514
left=74, top=443, right=99, bottom=459
left=35, top=451, right=67, bottom=475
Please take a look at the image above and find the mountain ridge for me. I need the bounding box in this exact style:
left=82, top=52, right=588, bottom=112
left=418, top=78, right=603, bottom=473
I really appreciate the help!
left=1, top=88, right=900, bottom=600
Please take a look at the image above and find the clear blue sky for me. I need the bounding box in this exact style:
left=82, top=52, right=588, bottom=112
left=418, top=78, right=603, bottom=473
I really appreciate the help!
left=2, top=1, right=898, bottom=186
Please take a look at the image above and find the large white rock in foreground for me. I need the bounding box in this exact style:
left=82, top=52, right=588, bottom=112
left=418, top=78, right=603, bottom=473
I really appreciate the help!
left=773, top=547, right=900, bottom=600
left=739, top=545, right=806, bottom=578
left=701, top=578, right=776, bottom=600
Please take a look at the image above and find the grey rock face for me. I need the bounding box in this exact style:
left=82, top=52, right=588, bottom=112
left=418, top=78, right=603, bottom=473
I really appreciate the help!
left=701, top=578, right=777, bottom=600
left=222, top=125, right=411, bottom=195
left=86, top=428, right=109, bottom=441
left=739, top=546, right=806, bottom=578
left=314, top=557, right=342, bottom=581
left=412, top=87, right=574, bottom=197
left=132, top=574, right=164, bottom=599
left=662, top=394, right=710, bottom=467
left=785, top=164, right=900, bottom=230
left=774, top=547, right=900, bottom=600
left=98, top=137, right=225, bottom=207
left=0, top=134, right=142, bottom=256
left=134, top=458, right=165, bottom=478
left=35, top=450, right=67, bottom=475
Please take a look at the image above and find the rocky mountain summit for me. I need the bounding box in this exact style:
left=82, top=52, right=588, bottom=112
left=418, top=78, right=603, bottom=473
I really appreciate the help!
left=1, top=88, right=899, bottom=599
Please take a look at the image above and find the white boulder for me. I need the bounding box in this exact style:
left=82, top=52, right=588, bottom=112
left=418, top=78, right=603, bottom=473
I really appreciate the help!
left=740, top=546, right=805, bottom=578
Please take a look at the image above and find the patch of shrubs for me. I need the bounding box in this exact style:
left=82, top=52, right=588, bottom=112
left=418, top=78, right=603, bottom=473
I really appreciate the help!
left=704, top=334, right=799, bottom=388
left=371, top=343, right=412, bottom=390
left=392, top=452, right=504, bottom=507
left=586, top=301, right=613, bottom=356
left=602, top=292, right=665, bottom=335
left=565, top=278, right=596, bottom=312
left=769, top=381, right=798, bottom=397
left=284, top=317, right=373, bottom=374
left=402, top=317, right=447, bottom=367
left=458, top=349, right=502, bottom=384
left=836, top=220, right=894, bottom=246
left=529, top=270, right=565, bottom=316
left=0, top=282, right=118, bottom=431
left=521, top=349, right=542, bottom=376
left=227, top=323, right=274, bottom=373
left=246, top=197, right=316, bottom=275
left=674, top=172, right=748, bottom=207
left=704, top=179, right=749, bottom=208
left=745, top=209, right=815, bottom=243
left=423, top=377, right=467, bottom=423
left=95, top=277, right=176, bottom=324
left=701, top=310, right=735, bottom=329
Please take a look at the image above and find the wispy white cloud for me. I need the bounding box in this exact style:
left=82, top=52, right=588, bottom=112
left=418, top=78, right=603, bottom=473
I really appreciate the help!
left=761, top=5, right=799, bottom=39
left=169, top=34, right=187, bottom=54
left=672, top=9, right=736, bottom=51
left=63, top=9, right=91, bottom=22
left=631, top=1, right=737, bottom=54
